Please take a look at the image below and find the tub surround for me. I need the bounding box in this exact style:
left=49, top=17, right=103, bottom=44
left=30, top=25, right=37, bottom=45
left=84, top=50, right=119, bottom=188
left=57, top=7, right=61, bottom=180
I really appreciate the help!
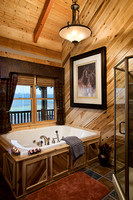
left=1, top=125, right=98, bottom=156
left=0, top=125, right=100, bottom=199
left=62, top=136, right=85, bottom=161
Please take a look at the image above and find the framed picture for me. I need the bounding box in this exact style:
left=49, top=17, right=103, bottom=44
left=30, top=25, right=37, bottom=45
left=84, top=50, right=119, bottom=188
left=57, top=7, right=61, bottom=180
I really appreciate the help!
left=70, top=47, right=106, bottom=110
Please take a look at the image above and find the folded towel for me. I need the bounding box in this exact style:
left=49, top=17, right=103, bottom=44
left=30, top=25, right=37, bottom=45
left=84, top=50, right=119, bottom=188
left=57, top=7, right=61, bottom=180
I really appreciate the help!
left=61, top=136, right=85, bottom=161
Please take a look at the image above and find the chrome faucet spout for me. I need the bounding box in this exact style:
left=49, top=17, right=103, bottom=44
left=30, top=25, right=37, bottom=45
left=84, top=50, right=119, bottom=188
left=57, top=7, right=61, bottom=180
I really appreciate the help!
left=40, top=135, right=50, bottom=145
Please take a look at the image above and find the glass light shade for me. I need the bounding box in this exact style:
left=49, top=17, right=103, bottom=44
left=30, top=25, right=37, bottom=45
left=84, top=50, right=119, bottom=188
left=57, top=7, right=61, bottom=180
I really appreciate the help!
left=59, top=24, right=91, bottom=43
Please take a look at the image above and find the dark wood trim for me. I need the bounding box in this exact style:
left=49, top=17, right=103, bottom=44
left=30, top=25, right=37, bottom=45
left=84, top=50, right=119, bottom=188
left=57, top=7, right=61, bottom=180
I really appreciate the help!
left=70, top=46, right=107, bottom=110
left=0, top=56, right=64, bottom=84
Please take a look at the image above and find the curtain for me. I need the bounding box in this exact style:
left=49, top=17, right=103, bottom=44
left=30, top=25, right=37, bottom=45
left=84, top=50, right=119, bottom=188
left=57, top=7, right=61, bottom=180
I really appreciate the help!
left=55, top=79, right=64, bottom=125
left=0, top=74, right=18, bottom=134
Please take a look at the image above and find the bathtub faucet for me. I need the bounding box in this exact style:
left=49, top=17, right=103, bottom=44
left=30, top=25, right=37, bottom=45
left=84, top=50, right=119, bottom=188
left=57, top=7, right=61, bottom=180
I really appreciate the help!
left=40, top=136, right=50, bottom=145
left=52, top=131, right=60, bottom=143
left=56, top=131, right=60, bottom=142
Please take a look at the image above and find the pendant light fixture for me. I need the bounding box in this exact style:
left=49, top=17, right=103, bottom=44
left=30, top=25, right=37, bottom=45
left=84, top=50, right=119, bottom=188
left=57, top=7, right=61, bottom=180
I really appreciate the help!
left=59, top=0, right=92, bottom=43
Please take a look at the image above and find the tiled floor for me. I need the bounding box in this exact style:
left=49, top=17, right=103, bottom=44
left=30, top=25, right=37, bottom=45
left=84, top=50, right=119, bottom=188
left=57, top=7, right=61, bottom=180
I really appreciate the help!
left=0, top=161, right=119, bottom=200
left=80, top=161, right=119, bottom=200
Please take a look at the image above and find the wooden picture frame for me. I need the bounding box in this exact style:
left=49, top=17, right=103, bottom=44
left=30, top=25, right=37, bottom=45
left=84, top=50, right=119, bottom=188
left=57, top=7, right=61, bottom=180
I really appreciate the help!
left=70, top=47, right=106, bottom=110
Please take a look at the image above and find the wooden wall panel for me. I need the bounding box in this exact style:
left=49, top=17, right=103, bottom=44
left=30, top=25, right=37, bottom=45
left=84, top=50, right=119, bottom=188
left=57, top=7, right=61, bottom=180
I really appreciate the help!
left=0, top=0, right=86, bottom=52
left=0, top=51, right=61, bottom=67
left=62, top=0, right=133, bottom=144
left=0, top=37, right=61, bottom=67
left=0, top=37, right=61, bottom=60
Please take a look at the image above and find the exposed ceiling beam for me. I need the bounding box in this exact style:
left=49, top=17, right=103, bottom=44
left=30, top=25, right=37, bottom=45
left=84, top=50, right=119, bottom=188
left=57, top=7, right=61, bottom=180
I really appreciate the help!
left=0, top=36, right=61, bottom=60
left=33, top=0, right=55, bottom=43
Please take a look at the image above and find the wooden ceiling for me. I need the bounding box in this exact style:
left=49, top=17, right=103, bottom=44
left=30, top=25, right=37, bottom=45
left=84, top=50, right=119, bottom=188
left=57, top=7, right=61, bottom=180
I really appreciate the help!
left=0, top=0, right=87, bottom=53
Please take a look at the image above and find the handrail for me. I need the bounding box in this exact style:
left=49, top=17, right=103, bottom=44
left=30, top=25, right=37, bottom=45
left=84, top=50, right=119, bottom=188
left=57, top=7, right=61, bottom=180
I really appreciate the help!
left=9, top=109, right=54, bottom=124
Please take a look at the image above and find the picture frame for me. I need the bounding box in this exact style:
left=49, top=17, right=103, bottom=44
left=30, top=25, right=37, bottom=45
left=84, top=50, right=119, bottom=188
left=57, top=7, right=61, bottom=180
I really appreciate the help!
left=70, top=46, right=106, bottom=110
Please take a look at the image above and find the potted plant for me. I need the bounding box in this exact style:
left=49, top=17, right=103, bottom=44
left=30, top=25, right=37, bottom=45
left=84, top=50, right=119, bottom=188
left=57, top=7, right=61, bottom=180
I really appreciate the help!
left=98, top=143, right=112, bottom=166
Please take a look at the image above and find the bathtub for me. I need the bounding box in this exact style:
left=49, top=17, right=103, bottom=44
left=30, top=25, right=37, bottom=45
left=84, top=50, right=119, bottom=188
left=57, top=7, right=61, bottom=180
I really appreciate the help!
left=0, top=125, right=100, bottom=198
left=1, top=125, right=99, bottom=156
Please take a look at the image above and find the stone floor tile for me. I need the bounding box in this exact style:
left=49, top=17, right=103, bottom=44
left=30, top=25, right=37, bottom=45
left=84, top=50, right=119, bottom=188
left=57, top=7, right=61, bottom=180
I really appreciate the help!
left=83, top=169, right=101, bottom=180
left=91, top=165, right=112, bottom=176
left=110, top=190, right=119, bottom=200
left=88, top=160, right=100, bottom=169
left=104, top=171, right=113, bottom=181
left=98, top=177, right=115, bottom=192
left=80, top=167, right=90, bottom=172
left=102, top=195, right=116, bottom=200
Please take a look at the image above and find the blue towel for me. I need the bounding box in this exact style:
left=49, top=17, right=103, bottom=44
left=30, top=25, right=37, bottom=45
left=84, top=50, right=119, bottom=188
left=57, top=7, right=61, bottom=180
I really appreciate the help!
left=61, top=136, right=85, bottom=161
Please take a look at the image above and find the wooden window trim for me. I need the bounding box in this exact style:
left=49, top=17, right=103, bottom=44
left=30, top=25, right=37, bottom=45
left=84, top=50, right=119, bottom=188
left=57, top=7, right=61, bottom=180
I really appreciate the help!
left=11, top=76, right=56, bottom=130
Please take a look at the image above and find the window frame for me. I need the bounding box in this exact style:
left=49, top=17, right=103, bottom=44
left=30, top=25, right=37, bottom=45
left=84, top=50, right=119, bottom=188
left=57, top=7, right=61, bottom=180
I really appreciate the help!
left=11, top=76, right=56, bottom=129
left=36, top=89, right=56, bottom=123
left=10, top=85, right=33, bottom=125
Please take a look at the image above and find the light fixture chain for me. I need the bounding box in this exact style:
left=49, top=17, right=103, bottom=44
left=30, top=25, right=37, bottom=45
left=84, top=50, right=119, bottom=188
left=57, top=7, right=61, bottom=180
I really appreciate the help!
left=59, top=0, right=92, bottom=43
left=77, top=9, right=80, bottom=24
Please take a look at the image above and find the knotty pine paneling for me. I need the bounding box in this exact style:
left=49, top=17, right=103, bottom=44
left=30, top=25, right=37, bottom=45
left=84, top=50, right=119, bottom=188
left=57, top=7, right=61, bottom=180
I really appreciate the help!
left=0, top=37, right=61, bottom=60
left=0, top=0, right=86, bottom=52
left=0, top=25, right=62, bottom=52
left=0, top=51, right=61, bottom=67
left=63, top=0, right=133, bottom=145
left=0, top=37, right=62, bottom=67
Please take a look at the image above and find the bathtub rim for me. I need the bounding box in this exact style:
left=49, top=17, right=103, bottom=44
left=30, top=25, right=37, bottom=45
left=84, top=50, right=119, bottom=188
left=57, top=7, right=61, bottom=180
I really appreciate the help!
left=0, top=125, right=100, bottom=162
left=2, top=124, right=100, bottom=135
left=0, top=124, right=100, bottom=150
left=0, top=136, right=100, bottom=162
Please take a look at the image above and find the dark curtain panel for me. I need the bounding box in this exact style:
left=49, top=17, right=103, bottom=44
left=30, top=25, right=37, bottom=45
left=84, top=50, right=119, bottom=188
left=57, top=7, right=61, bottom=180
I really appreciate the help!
left=55, top=79, right=64, bottom=125
left=0, top=74, right=18, bottom=134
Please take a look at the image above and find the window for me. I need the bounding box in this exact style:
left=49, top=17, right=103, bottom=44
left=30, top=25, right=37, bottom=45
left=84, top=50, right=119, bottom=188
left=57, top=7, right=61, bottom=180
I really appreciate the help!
left=10, top=85, right=32, bottom=124
left=10, top=75, right=56, bottom=125
left=36, top=86, right=55, bottom=121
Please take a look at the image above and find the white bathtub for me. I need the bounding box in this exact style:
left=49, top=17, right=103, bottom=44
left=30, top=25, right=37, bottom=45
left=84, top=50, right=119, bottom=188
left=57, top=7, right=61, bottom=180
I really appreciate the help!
left=1, top=125, right=99, bottom=156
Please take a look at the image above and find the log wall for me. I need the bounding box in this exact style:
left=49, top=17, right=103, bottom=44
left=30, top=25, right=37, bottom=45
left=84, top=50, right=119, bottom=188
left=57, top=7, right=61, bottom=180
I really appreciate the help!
left=0, top=0, right=132, bottom=151
left=0, top=37, right=62, bottom=67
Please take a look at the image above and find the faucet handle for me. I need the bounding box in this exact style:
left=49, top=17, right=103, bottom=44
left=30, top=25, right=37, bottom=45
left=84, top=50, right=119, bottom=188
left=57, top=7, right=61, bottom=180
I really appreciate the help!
left=56, top=131, right=60, bottom=142
left=47, top=137, right=50, bottom=145
left=52, top=138, right=55, bottom=144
